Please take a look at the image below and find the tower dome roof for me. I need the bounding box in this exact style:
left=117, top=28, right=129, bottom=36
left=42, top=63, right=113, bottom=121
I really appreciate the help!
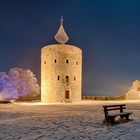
left=54, top=16, right=69, bottom=44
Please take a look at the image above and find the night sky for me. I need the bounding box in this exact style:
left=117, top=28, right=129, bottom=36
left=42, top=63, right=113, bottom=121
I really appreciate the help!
left=0, top=0, right=140, bottom=96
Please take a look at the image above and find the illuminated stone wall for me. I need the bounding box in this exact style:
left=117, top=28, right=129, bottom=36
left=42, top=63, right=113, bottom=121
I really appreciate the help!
left=41, top=44, right=82, bottom=103
left=125, top=91, right=140, bottom=100
left=125, top=80, right=140, bottom=100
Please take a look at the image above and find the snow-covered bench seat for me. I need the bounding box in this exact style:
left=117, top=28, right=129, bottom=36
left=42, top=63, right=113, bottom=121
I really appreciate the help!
left=103, top=104, right=133, bottom=124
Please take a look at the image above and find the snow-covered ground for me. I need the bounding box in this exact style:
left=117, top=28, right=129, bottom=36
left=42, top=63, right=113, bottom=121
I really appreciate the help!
left=0, top=100, right=140, bottom=140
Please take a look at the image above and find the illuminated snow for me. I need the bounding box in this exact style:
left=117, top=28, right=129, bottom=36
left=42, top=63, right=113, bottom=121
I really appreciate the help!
left=0, top=100, right=139, bottom=139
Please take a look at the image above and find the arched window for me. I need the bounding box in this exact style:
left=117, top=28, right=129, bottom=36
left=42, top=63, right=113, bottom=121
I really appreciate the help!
left=66, top=75, right=69, bottom=83
left=54, top=59, right=57, bottom=63
left=66, top=59, right=69, bottom=63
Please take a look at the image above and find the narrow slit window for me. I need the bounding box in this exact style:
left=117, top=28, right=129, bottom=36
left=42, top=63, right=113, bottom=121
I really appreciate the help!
left=66, top=75, right=69, bottom=83
left=66, top=59, right=69, bottom=63
left=44, top=61, right=46, bottom=64
left=58, top=75, right=60, bottom=80
left=76, top=61, right=78, bottom=65
left=74, top=76, right=76, bottom=81
left=54, top=59, right=57, bottom=63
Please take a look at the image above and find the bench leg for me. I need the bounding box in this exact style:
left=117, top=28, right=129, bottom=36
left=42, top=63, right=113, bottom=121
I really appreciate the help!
left=105, top=116, right=108, bottom=121
left=105, top=116, right=115, bottom=123
left=109, top=117, right=115, bottom=124
left=125, top=115, right=129, bottom=120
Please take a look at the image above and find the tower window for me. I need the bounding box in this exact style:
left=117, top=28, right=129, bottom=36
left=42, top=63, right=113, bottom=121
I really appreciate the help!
left=76, top=61, right=78, bottom=65
left=58, top=75, right=60, bottom=80
left=54, top=59, right=57, bottom=63
left=66, top=59, right=69, bottom=63
left=66, top=75, right=69, bottom=83
left=74, top=76, right=76, bottom=81
left=44, top=61, right=46, bottom=64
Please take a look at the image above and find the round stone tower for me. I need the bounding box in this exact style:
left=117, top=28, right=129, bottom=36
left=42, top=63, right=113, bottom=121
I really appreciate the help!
left=41, top=17, right=82, bottom=103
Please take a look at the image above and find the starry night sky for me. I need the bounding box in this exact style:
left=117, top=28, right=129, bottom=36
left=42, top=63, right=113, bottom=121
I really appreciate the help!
left=0, top=0, right=140, bottom=96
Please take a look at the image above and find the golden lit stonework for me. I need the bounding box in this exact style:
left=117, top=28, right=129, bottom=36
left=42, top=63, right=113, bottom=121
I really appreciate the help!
left=55, top=16, right=69, bottom=44
left=41, top=17, right=82, bottom=103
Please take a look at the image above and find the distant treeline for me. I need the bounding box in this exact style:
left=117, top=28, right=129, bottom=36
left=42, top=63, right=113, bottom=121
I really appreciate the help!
left=82, top=95, right=126, bottom=100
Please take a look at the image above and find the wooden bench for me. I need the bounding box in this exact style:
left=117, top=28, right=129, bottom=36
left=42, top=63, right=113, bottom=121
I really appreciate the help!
left=103, top=104, right=133, bottom=124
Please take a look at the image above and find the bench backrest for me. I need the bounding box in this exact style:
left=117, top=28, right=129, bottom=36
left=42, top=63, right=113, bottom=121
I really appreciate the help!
left=103, top=104, right=126, bottom=116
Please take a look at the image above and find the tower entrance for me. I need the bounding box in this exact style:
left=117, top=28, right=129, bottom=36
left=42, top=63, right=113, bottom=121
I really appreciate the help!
left=65, top=90, right=70, bottom=99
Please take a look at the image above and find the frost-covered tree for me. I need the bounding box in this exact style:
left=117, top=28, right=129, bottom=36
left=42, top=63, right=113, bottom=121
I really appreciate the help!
left=0, top=72, right=19, bottom=99
left=0, top=72, right=8, bottom=92
left=0, top=68, right=40, bottom=100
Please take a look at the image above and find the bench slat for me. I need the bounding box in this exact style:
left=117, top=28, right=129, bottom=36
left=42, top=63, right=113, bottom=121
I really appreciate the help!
left=104, top=107, right=126, bottom=111
left=107, top=112, right=133, bottom=117
left=103, top=104, right=125, bottom=108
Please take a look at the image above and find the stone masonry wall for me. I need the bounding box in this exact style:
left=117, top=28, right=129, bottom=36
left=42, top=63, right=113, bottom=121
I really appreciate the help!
left=41, top=44, right=82, bottom=103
